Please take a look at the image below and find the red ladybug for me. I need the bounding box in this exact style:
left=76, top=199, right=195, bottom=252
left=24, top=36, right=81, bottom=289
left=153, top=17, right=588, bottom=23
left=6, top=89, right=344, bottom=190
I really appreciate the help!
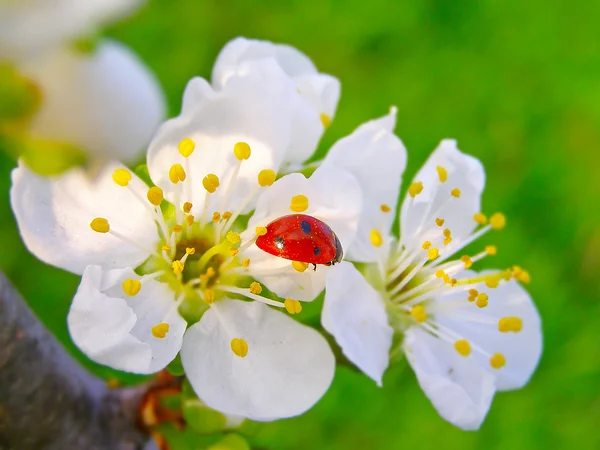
left=255, top=214, right=343, bottom=269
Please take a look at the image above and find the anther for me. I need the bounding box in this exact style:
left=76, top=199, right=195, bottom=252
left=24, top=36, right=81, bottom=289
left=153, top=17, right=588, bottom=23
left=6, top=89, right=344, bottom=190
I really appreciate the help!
left=122, top=278, right=141, bottom=296
left=112, top=168, right=132, bottom=187
left=162, top=244, right=172, bottom=252
left=212, top=212, right=221, bottom=222
left=435, top=218, right=445, bottom=227
left=473, top=213, right=488, bottom=225
left=498, top=316, right=523, bottom=333
left=408, top=181, right=423, bottom=198
left=320, top=113, right=332, bottom=128
left=422, top=241, right=432, bottom=250
left=90, top=218, right=110, bottom=233
left=202, top=174, right=219, bottom=193
left=222, top=211, right=232, bottom=220
left=242, top=258, right=250, bottom=267
left=411, top=305, right=427, bottom=323
left=428, top=248, right=439, bottom=260
left=485, top=278, right=499, bottom=288
left=255, top=226, right=267, bottom=236
left=226, top=231, right=241, bottom=244
left=490, top=353, right=506, bottom=369
left=490, top=213, right=506, bottom=230
left=183, top=201, right=193, bottom=213
left=436, top=166, right=448, bottom=183
left=451, top=188, right=461, bottom=198
left=435, top=269, right=446, bottom=278
left=485, top=245, right=497, bottom=255
left=186, top=247, right=195, bottom=255
left=172, top=260, right=184, bottom=274
left=233, top=142, right=251, bottom=160
left=258, top=169, right=276, bottom=187
left=454, top=339, right=471, bottom=356
left=370, top=229, right=383, bottom=247
left=229, top=248, right=239, bottom=256
left=476, top=292, right=489, bottom=308
left=186, top=215, right=194, bottom=225
left=178, top=138, right=195, bottom=157
left=249, top=282, right=262, bottom=295
left=284, top=299, right=302, bottom=314
left=380, top=204, right=391, bottom=213
left=468, top=289, right=478, bottom=302
left=230, top=338, right=249, bottom=358
left=460, top=255, right=473, bottom=269
left=290, top=194, right=309, bottom=212
left=169, top=164, right=186, bottom=184
left=147, top=186, right=164, bottom=206
left=203, top=289, right=214, bottom=304
left=172, top=224, right=183, bottom=233
left=151, top=323, right=170, bottom=339
left=292, top=261, right=308, bottom=272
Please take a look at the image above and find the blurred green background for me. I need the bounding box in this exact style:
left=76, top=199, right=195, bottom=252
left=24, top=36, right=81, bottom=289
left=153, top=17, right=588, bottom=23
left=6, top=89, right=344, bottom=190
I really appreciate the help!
left=1, top=0, right=598, bottom=448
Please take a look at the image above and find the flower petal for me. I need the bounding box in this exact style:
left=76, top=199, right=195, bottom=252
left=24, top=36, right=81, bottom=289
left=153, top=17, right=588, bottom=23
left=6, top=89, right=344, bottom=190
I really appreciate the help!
left=242, top=166, right=362, bottom=301
left=433, top=271, right=542, bottom=391
left=11, top=161, right=157, bottom=275
left=20, top=39, right=165, bottom=162
left=403, top=326, right=496, bottom=430
left=147, top=60, right=294, bottom=216
left=322, top=262, right=392, bottom=385
left=322, top=108, right=406, bottom=262
left=68, top=265, right=186, bottom=374
left=399, top=140, right=485, bottom=257
left=181, top=299, right=335, bottom=420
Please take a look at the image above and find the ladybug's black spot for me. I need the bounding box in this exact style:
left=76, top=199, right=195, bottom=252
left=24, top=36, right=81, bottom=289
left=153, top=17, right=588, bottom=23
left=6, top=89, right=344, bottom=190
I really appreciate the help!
left=274, top=236, right=285, bottom=250
left=313, top=247, right=321, bottom=256
left=300, top=220, right=312, bottom=235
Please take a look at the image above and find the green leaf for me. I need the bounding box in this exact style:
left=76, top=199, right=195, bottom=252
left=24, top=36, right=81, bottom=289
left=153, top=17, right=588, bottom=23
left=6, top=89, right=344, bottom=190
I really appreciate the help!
left=134, top=163, right=154, bottom=187
left=207, top=434, right=251, bottom=450
left=183, top=399, right=227, bottom=435
left=166, top=353, right=185, bottom=376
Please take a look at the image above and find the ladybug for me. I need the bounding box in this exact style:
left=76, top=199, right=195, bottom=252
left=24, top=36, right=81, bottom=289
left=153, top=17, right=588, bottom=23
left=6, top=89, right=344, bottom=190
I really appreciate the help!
left=255, top=214, right=343, bottom=270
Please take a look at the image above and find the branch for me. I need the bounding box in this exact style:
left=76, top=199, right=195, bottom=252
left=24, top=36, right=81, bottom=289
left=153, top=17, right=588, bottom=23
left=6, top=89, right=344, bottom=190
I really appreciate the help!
left=0, top=271, right=149, bottom=450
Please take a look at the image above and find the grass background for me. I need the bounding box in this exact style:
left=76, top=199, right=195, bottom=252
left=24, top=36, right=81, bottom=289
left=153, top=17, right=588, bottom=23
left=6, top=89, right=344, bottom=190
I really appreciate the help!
left=1, top=0, right=599, bottom=448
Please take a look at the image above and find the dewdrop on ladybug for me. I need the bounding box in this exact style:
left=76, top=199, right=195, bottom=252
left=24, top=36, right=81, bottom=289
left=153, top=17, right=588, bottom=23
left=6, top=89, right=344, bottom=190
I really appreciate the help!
left=255, top=214, right=344, bottom=270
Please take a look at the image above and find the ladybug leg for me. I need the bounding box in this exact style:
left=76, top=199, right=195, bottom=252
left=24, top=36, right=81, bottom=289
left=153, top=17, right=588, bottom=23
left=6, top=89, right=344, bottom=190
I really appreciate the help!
left=312, top=264, right=317, bottom=271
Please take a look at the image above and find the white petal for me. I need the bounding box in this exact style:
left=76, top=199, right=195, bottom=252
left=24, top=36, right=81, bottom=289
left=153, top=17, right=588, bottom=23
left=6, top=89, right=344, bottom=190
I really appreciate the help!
left=147, top=60, right=293, bottom=215
left=180, top=300, right=335, bottom=420
left=400, top=140, right=485, bottom=257
left=294, top=73, right=340, bottom=118
left=11, top=161, right=157, bottom=275
left=403, top=327, right=496, bottom=430
left=19, top=40, right=165, bottom=163
left=243, top=166, right=362, bottom=301
left=68, top=265, right=186, bottom=374
left=0, top=0, right=144, bottom=60
left=322, top=108, right=406, bottom=262
left=322, top=262, right=392, bottom=385
left=434, top=271, right=542, bottom=391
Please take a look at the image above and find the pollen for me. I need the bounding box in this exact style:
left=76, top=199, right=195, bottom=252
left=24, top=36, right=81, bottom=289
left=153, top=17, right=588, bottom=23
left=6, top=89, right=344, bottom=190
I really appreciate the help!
left=90, top=217, right=110, bottom=233
left=485, top=245, right=497, bottom=255
left=436, top=166, right=448, bottom=183
left=162, top=244, right=171, bottom=252
left=468, top=289, right=478, bottom=302
left=186, top=215, right=194, bottom=226
left=380, top=204, right=391, bottom=213
left=178, top=137, right=195, bottom=157
left=185, top=247, right=195, bottom=255
left=242, top=258, right=250, bottom=267
left=172, top=260, right=184, bottom=274
left=226, top=231, right=241, bottom=244
left=490, top=353, right=506, bottom=369
left=370, top=229, right=383, bottom=247
left=435, top=269, right=446, bottom=278
left=292, top=261, right=309, bottom=272
left=147, top=186, right=164, bottom=206
left=151, top=323, right=170, bottom=339
left=454, top=339, right=471, bottom=356
left=460, top=255, right=473, bottom=269
left=203, top=289, right=214, bottom=304
left=255, top=226, right=267, bottom=236
left=451, top=188, right=461, bottom=198
left=411, top=305, right=428, bottom=323
left=249, top=282, right=262, bottom=294
left=172, top=224, right=183, bottom=233
left=183, top=201, right=193, bottom=213
left=476, top=292, right=489, bottom=308
left=428, top=247, right=440, bottom=260
left=212, top=212, right=221, bottom=222
left=222, top=211, right=232, bottom=220
left=490, top=213, right=506, bottom=230
left=169, top=163, right=186, bottom=184
left=284, top=298, right=302, bottom=314
left=473, top=213, right=488, bottom=225
left=422, top=241, right=432, bottom=250
left=202, top=173, right=220, bottom=193
left=290, top=194, right=309, bottom=212
left=435, top=218, right=445, bottom=227
left=112, top=168, right=132, bottom=187
left=258, top=169, right=276, bottom=187
left=498, top=316, right=523, bottom=333
left=486, top=279, right=500, bottom=288
left=320, top=113, right=332, bottom=128
left=444, top=237, right=452, bottom=246
left=229, top=248, right=239, bottom=256
left=230, top=338, right=249, bottom=358
left=408, top=181, right=424, bottom=198
left=122, top=278, right=141, bottom=296
left=513, top=266, right=530, bottom=283
left=233, top=141, right=251, bottom=160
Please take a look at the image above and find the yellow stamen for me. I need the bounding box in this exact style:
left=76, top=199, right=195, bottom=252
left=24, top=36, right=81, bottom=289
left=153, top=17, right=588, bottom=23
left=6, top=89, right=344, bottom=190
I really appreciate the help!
left=162, top=244, right=171, bottom=252
left=485, top=245, right=497, bottom=255
left=178, top=137, right=195, bottom=157
left=454, top=339, right=471, bottom=356
left=242, top=258, right=250, bottom=267
left=476, top=292, right=489, bottom=308
left=444, top=237, right=452, bottom=246
left=172, top=224, right=183, bottom=233
left=490, top=213, right=506, bottom=230
left=490, top=353, right=506, bottom=369
left=212, top=212, right=221, bottom=222
left=320, top=113, right=332, bottom=128
left=512, top=266, right=530, bottom=283
left=443, top=228, right=451, bottom=238
left=486, top=279, right=499, bottom=288
left=408, top=181, right=423, bottom=198
left=186, top=247, right=195, bottom=255
left=411, top=305, right=427, bottom=323
left=203, top=289, right=214, bottom=304
left=112, top=168, right=132, bottom=187
left=202, top=173, right=220, bottom=193
left=380, top=204, right=391, bottom=213
left=169, top=164, right=186, bottom=184
left=186, top=215, right=194, bottom=226
left=183, top=201, right=193, bottom=213
left=255, top=226, right=267, bottom=236
left=292, top=261, right=309, bottom=272
left=151, top=323, right=170, bottom=339
left=90, top=217, right=110, bottom=233
left=422, top=241, right=432, bottom=250
left=122, top=278, right=141, bottom=296
left=172, top=260, right=184, bottom=274
left=226, top=231, right=241, bottom=244
left=370, top=229, right=383, bottom=247
left=222, top=211, right=232, bottom=220
left=230, top=338, right=249, bottom=358
left=435, top=218, right=445, bottom=227
left=460, top=255, right=473, bottom=269
left=233, top=141, right=251, bottom=160
left=473, top=212, right=488, bottom=225
left=435, top=269, right=446, bottom=278
left=147, top=186, right=164, bottom=206
left=229, top=248, right=239, bottom=256
left=451, top=188, right=461, bottom=198
left=249, top=282, right=262, bottom=294
left=436, top=166, right=448, bottom=183
left=428, top=247, right=439, bottom=260
left=498, top=316, right=523, bottom=333
left=290, top=194, right=309, bottom=212
left=258, top=169, right=276, bottom=187
left=284, top=299, right=302, bottom=314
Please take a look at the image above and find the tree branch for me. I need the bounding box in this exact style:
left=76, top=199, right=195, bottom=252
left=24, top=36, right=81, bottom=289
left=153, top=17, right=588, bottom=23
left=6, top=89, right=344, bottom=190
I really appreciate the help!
left=0, top=271, right=149, bottom=450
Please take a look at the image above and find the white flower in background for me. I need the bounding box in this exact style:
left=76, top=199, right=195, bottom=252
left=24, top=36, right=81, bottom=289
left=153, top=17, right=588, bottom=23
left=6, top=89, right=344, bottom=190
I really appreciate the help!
left=213, top=37, right=341, bottom=168
left=321, top=127, right=542, bottom=430
left=10, top=60, right=366, bottom=420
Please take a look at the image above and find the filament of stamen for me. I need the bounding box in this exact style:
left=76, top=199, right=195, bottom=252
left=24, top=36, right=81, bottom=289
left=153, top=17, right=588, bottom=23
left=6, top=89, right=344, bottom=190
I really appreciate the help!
left=215, top=285, right=284, bottom=308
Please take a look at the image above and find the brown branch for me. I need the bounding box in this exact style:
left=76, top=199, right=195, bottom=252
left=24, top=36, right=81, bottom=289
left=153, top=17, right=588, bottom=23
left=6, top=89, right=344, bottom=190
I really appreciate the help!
left=0, top=271, right=149, bottom=450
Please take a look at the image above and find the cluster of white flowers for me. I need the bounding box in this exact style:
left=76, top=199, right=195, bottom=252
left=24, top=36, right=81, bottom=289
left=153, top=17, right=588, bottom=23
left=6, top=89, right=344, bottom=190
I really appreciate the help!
left=10, top=32, right=542, bottom=429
